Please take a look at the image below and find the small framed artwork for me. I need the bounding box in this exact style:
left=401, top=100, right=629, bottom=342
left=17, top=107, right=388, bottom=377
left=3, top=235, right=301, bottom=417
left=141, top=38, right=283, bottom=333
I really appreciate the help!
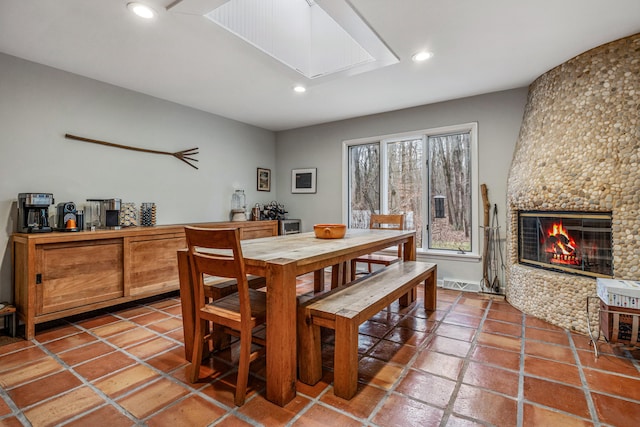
left=292, top=168, right=316, bottom=193
left=257, top=168, right=271, bottom=192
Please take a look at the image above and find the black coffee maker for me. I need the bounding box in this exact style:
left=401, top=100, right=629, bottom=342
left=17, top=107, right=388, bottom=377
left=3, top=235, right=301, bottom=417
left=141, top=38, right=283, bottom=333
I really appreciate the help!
left=18, top=193, right=54, bottom=233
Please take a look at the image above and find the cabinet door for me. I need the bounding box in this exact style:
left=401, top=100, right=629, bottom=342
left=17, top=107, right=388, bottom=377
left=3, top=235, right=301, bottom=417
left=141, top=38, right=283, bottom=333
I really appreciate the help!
left=125, top=233, right=186, bottom=296
left=36, top=239, right=124, bottom=315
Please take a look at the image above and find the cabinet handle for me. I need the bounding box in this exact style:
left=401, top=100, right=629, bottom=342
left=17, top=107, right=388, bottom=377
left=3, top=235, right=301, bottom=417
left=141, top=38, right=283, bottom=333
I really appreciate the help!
left=36, top=274, right=42, bottom=284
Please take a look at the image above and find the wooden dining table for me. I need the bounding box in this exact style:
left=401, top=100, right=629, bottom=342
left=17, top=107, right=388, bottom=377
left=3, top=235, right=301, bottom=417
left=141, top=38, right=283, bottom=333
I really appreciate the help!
left=178, top=228, right=416, bottom=407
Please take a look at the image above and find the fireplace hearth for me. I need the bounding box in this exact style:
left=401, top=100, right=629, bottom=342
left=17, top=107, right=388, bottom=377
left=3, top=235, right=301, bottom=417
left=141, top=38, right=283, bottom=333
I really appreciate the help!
left=519, top=211, right=613, bottom=278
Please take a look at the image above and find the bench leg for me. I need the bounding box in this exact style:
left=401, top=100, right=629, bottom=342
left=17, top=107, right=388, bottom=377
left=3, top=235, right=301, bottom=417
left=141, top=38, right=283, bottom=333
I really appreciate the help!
left=333, top=314, right=359, bottom=399
left=297, top=308, right=323, bottom=385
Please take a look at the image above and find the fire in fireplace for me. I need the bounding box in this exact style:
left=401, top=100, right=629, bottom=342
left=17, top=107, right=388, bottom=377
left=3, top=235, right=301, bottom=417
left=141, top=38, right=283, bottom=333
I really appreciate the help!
left=519, top=211, right=613, bottom=278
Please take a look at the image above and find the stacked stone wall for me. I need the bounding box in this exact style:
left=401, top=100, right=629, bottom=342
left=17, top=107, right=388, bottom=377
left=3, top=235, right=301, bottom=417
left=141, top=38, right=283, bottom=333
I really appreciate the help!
left=506, top=34, right=639, bottom=333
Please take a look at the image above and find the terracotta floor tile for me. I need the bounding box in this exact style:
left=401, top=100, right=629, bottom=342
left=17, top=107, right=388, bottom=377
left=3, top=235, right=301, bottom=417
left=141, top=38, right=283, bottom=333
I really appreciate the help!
left=357, top=356, right=404, bottom=390
left=385, top=326, right=429, bottom=347
left=9, top=370, right=83, bottom=409
left=106, top=327, right=157, bottom=348
left=436, top=323, right=477, bottom=342
left=117, top=378, right=190, bottom=419
left=396, top=368, right=456, bottom=407
left=397, top=316, right=437, bottom=332
left=166, top=328, right=185, bottom=343
left=22, top=386, right=105, bottom=427
left=74, top=350, right=137, bottom=381
left=482, top=319, right=522, bottom=337
left=591, top=391, right=640, bottom=427
left=320, top=383, right=386, bottom=419
left=372, top=393, right=444, bottom=427
left=458, top=296, right=490, bottom=308
left=214, top=414, right=254, bottom=427
left=523, top=376, right=591, bottom=418
left=462, top=361, right=519, bottom=397
left=0, top=339, right=34, bottom=356
left=424, top=335, right=472, bottom=358
left=126, top=336, right=177, bottom=359
left=146, top=317, right=183, bottom=334
left=146, top=347, right=189, bottom=372
left=42, top=331, right=97, bottom=353
left=146, top=394, right=226, bottom=427
left=412, top=350, right=464, bottom=380
left=485, top=309, right=523, bottom=324
left=476, top=331, right=521, bottom=352
left=75, top=313, right=121, bottom=330
left=451, top=304, right=486, bottom=318
left=93, top=364, right=160, bottom=398
left=445, top=414, right=487, bottom=426
left=0, top=396, right=11, bottom=416
left=199, top=372, right=265, bottom=408
left=291, top=403, right=362, bottom=427
left=490, top=300, right=522, bottom=314
left=359, top=319, right=393, bottom=338
left=525, top=316, right=565, bottom=331
left=577, top=349, right=640, bottom=378
left=116, top=305, right=154, bottom=319
left=469, top=345, right=520, bottom=371
left=582, top=368, right=640, bottom=401
left=453, top=384, right=518, bottom=427
left=161, top=305, right=184, bottom=317
left=35, top=324, right=81, bottom=343
left=238, top=393, right=310, bottom=427
left=130, top=311, right=171, bottom=326
left=523, top=403, right=593, bottom=427
left=58, top=341, right=115, bottom=366
left=369, top=338, right=417, bottom=365
left=443, top=313, right=482, bottom=328
left=295, top=371, right=332, bottom=399
left=91, top=320, right=138, bottom=338
left=524, top=340, right=575, bottom=364
left=524, top=355, right=582, bottom=386
left=369, top=310, right=403, bottom=325
left=0, top=356, right=64, bottom=389
left=63, top=404, right=136, bottom=427
left=525, top=327, right=570, bottom=346
left=0, top=346, right=49, bottom=373
left=148, top=298, right=180, bottom=310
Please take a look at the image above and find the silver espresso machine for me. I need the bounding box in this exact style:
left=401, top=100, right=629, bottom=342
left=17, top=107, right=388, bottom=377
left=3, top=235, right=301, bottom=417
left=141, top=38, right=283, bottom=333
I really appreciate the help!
left=86, top=198, right=121, bottom=229
left=17, top=193, right=54, bottom=233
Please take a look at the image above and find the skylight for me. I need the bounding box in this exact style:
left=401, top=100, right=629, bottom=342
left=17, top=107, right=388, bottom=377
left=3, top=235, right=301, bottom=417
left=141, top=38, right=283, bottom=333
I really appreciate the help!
left=171, top=0, right=398, bottom=81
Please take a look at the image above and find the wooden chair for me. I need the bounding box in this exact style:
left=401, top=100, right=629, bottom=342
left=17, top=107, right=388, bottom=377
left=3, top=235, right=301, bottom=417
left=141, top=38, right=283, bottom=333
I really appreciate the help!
left=350, top=214, right=405, bottom=280
left=185, top=226, right=267, bottom=406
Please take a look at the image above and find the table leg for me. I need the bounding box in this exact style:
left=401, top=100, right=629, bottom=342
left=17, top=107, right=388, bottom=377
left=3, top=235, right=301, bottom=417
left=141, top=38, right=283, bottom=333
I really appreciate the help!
left=400, top=235, right=418, bottom=305
left=177, top=250, right=195, bottom=362
left=266, top=260, right=297, bottom=406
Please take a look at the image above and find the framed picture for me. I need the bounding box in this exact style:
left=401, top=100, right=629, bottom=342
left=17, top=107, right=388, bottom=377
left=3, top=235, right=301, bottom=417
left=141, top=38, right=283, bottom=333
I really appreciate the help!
left=257, top=167, right=271, bottom=192
left=292, top=168, right=316, bottom=193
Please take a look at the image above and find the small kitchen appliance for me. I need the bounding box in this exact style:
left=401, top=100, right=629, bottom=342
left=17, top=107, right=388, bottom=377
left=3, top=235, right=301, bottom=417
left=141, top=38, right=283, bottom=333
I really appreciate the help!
left=230, top=190, right=247, bottom=221
left=86, top=198, right=121, bottom=229
left=56, top=202, right=79, bottom=231
left=17, top=193, right=54, bottom=233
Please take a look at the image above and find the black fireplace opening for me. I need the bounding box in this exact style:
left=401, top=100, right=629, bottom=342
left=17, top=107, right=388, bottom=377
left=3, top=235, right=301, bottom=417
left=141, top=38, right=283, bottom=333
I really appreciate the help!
left=518, top=211, right=613, bottom=278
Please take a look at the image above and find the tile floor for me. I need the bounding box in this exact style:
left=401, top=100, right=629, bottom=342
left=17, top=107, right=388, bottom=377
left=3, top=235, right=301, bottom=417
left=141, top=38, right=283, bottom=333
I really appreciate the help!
left=1, top=273, right=639, bottom=427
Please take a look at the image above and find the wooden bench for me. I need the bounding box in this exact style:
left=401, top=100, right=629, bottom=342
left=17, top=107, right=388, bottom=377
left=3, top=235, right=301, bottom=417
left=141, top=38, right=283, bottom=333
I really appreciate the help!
left=297, top=261, right=437, bottom=399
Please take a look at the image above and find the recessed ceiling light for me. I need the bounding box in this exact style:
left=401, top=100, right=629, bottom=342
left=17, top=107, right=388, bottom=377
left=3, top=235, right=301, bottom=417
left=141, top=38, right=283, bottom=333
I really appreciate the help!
left=293, top=85, right=307, bottom=93
left=412, top=51, right=433, bottom=62
left=127, top=2, right=156, bottom=19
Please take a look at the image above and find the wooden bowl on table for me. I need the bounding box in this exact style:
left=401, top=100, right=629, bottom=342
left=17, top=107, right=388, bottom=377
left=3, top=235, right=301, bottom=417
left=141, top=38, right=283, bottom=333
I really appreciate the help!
left=314, top=224, right=347, bottom=239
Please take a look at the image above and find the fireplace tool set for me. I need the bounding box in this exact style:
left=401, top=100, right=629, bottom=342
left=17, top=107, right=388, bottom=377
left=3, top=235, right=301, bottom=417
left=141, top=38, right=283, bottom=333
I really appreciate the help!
left=481, top=185, right=505, bottom=294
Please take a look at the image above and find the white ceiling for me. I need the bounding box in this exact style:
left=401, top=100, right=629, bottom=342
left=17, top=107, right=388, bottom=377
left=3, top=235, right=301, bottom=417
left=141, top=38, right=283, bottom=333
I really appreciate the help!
left=1, top=0, right=639, bottom=131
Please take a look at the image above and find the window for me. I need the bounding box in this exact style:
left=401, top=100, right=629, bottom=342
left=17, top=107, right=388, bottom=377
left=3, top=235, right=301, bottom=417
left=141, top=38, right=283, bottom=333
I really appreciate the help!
left=345, top=123, right=478, bottom=256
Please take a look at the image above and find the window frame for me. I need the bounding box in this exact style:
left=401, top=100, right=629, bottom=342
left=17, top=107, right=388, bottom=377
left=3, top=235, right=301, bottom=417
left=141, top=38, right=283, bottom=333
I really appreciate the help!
left=342, top=122, right=479, bottom=260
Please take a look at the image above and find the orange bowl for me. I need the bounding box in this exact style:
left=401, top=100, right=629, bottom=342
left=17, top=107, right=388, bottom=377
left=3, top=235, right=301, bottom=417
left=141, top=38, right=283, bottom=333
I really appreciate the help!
left=314, top=224, right=346, bottom=239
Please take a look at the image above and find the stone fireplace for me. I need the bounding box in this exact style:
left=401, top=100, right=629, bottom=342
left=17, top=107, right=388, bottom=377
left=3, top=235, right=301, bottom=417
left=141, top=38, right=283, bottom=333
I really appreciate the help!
left=506, top=33, right=639, bottom=333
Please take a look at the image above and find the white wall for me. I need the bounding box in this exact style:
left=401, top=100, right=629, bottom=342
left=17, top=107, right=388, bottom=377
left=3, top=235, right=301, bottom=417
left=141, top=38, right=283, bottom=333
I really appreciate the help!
left=274, top=89, right=528, bottom=285
left=0, top=53, right=276, bottom=301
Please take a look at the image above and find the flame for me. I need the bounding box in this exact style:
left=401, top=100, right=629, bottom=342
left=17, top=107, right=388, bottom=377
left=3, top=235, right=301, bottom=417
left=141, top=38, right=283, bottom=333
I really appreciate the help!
left=545, top=221, right=579, bottom=265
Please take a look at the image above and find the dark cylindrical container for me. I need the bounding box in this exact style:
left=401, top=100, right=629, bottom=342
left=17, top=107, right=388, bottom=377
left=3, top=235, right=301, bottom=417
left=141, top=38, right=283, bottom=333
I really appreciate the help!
left=76, top=211, right=84, bottom=231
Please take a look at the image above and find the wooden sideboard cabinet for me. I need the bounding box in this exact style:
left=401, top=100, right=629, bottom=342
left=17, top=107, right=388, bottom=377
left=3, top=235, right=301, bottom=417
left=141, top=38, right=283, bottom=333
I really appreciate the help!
left=11, top=220, right=278, bottom=338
